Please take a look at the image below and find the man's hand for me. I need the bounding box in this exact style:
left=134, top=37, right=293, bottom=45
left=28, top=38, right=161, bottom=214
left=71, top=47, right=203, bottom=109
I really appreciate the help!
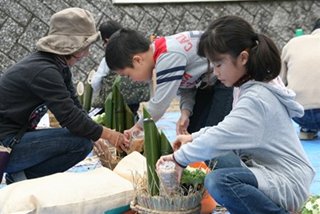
left=101, top=127, right=130, bottom=152
left=93, top=138, right=112, bottom=160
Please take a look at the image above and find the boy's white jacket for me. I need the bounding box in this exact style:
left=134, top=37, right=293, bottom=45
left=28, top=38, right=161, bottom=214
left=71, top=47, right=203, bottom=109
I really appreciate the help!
left=175, top=80, right=315, bottom=211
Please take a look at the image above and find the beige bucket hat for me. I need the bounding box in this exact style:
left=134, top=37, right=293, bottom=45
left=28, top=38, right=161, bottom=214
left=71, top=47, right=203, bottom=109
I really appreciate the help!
left=36, top=7, right=100, bottom=55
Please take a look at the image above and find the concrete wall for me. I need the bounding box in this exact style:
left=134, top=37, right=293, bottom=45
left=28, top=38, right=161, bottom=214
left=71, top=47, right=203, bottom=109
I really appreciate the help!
left=1, top=0, right=319, bottom=81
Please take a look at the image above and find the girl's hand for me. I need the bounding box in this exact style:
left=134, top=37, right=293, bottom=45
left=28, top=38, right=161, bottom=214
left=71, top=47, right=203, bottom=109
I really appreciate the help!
left=156, top=154, right=184, bottom=181
left=173, top=134, right=193, bottom=151
left=156, top=154, right=174, bottom=167
left=176, top=110, right=191, bottom=135
left=175, top=163, right=184, bottom=181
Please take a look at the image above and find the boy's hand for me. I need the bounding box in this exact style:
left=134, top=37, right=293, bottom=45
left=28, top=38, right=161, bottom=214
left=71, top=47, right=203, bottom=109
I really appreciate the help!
left=176, top=110, right=190, bottom=135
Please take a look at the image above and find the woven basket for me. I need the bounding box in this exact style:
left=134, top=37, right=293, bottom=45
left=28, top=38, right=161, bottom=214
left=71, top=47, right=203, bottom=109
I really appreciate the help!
left=130, top=201, right=201, bottom=214
left=129, top=190, right=203, bottom=214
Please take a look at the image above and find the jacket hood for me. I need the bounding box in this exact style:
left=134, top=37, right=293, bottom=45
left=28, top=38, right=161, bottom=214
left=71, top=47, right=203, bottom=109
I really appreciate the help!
left=242, top=79, right=304, bottom=118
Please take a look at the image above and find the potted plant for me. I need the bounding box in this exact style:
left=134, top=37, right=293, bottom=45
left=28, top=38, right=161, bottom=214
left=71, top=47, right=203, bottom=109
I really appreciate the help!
left=130, top=108, right=207, bottom=213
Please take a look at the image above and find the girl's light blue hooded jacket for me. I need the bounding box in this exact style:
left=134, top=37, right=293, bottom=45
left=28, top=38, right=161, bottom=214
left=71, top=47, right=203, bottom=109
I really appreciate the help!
left=174, top=80, right=315, bottom=211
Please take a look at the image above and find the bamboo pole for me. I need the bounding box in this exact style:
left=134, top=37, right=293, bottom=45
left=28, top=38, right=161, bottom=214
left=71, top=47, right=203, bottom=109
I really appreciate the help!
left=111, top=78, right=125, bottom=133
left=143, top=107, right=161, bottom=196
left=125, top=104, right=134, bottom=129
left=76, top=81, right=84, bottom=106
left=104, top=92, right=113, bottom=128
left=83, top=83, right=93, bottom=112
left=160, top=131, right=173, bottom=155
left=83, top=70, right=95, bottom=112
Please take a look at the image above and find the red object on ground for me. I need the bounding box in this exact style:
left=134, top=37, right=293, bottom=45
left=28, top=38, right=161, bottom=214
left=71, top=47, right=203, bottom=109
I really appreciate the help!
left=201, top=190, right=217, bottom=214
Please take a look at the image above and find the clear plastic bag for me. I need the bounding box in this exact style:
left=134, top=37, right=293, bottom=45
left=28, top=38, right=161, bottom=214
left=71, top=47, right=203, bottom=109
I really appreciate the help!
left=157, top=161, right=179, bottom=195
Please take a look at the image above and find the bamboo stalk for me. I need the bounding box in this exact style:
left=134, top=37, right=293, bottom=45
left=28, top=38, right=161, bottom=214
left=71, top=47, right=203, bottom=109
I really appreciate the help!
left=112, top=80, right=125, bottom=133
left=111, top=78, right=119, bottom=130
left=83, top=82, right=93, bottom=112
left=104, top=92, right=113, bottom=128
left=160, top=131, right=173, bottom=155
left=112, top=88, right=117, bottom=130
left=76, top=81, right=84, bottom=105
left=83, top=70, right=95, bottom=112
left=110, top=77, right=127, bottom=157
left=143, top=105, right=152, bottom=119
left=125, top=104, right=135, bottom=129
left=143, top=107, right=161, bottom=196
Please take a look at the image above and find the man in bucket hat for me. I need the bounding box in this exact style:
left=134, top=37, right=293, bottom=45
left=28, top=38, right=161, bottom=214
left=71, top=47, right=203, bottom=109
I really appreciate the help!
left=0, top=8, right=129, bottom=184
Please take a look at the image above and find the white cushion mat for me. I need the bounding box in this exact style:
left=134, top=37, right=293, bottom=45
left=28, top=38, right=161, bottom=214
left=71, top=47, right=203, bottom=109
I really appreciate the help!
left=0, top=166, right=134, bottom=214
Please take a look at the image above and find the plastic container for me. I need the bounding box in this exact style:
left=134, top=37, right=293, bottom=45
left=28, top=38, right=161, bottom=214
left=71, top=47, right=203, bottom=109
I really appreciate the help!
left=295, top=28, right=304, bottom=37
left=157, top=161, right=179, bottom=195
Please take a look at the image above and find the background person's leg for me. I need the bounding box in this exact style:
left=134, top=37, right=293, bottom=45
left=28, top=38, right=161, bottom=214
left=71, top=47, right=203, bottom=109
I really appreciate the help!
left=204, top=81, right=233, bottom=128
left=188, top=81, right=233, bottom=133
left=293, top=109, right=320, bottom=140
left=188, top=81, right=234, bottom=169
left=187, top=86, right=213, bottom=133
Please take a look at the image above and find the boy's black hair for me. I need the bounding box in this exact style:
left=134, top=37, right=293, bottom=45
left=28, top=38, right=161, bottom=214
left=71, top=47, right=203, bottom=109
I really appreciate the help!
left=312, top=18, right=320, bottom=31
left=99, top=20, right=122, bottom=40
left=105, top=28, right=150, bottom=70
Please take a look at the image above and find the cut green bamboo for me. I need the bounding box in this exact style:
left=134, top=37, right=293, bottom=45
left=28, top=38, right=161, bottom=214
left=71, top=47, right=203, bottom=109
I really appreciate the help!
left=83, top=82, right=93, bottom=112
left=143, top=107, right=161, bottom=196
left=104, top=92, right=113, bottom=128
left=76, top=81, right=84, bottom=106
left=143, top=118, right=160, bottom=196
left=111, top=79, right=118, bottom=130
left=112, top=91, right=117, bottom=130
left=143, top=105, right=152, bottom=119
left=160, top=131, right=173, bottom=155
left=125, top=104, right=135, bottom=129
left=111, top=82, right=125, bottom=132
left=104, top=76, right=137, bottom=131
left=87, top=69, right=95, bottom=85
left=83, top=70, right=95, bottom=112
left=117, top=86, right=125, bottom=133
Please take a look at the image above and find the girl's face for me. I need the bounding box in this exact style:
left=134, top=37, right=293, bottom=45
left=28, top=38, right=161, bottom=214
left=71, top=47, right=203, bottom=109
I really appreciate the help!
left=210, top=51, right=248, bottom=87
